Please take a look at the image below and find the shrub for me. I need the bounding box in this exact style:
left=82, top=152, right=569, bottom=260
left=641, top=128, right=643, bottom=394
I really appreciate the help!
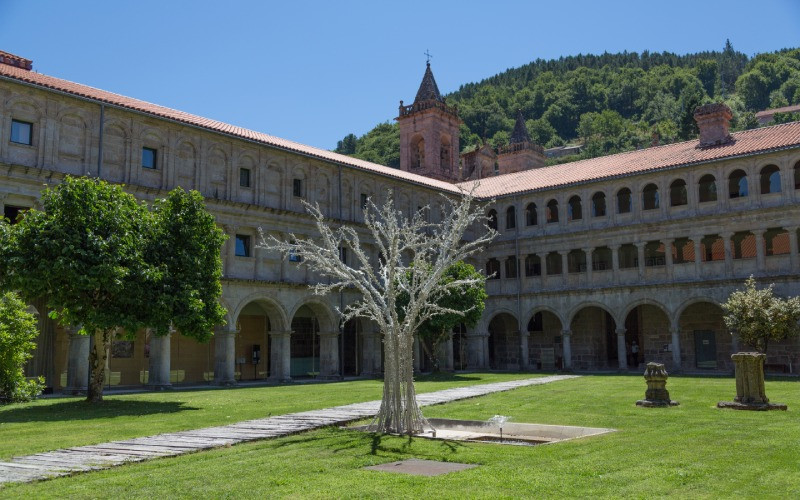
left=0, top=291, right=44, bottom=403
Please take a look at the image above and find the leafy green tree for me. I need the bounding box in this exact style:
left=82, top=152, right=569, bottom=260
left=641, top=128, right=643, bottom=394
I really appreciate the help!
left=334, top=133, right=358, bottom=155
left=396, top=261, right=487, bottom=371
left=3, top=176, right=153, bottom=402
left=352, top=122, right=400, bottom=168
left=695, top=59, right=719, bottom=97
left=738, top=111, right=760, bottom=130
left=722, top=276, right=800, bottom=353
left=145, top=188, right=227, bottom=341
left=0, top=291, right=44, bottom=403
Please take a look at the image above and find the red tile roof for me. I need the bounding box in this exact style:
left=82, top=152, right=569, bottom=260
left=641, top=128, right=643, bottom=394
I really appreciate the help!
left=461, top=122, right=800, bottom=198
left=0, top=63, right=461, bottom=194
left=2, top=63, right=800, bottom=201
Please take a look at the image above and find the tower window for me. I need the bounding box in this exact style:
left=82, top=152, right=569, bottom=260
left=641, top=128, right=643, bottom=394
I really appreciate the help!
left=239, top=168, right=251, bottom=187
left=293, top=178, right=304, bottom=197
left=235, top=234, right=251, bottom=257
left=142, top=147, right=158, bottom=169
left=10, top=119, right=32, bottom=145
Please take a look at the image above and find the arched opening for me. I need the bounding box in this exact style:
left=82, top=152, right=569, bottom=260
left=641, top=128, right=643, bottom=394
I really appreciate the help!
left=341, top=318, right=363, bottom=376
left=504, top=256, right=518, bottom=279
left=760, top=164, right=781, bottom=194
left=669, top=179, right=688, bottom=207
left=642, top=183, right=660, bottom=210
left=732, top=231, right=756, bottom=259
left=439, top=135, right=451, bottom=171
left=729, top=169, right=748, bottom=198
left=527, top=310, right=563, bottom=370
left=290, top=306, right=320, bottom=378
left=488, top=313, right=519, bottom=370
left=700, top=234, right=724, bottom=262
left=644, top=241, right=665, bottom=267
left=567, top=249, right=586, bottom=273
left=506, top=206, right=516, bottom=229
left=525, top=254, right=541, bottom=277
left=765, top=227, right=790, bottom=256
left=410, top=135, right=424, bottom=169
left=618, top=243, right=637, bottom=269
left=525, top=203, right=537, bottom=226
left=592, top=246, right=612, bottom=271
left=545, top=251, right=562, bottom=275
left=617, top=188, right=632, bottom=214
left=569, top=306, right=617, bottom=370
left=487, top=209, right=498, bottom=230
left=671, top=237, right=696, bottom=264
left=546, top=199, right=559, bottom=223
left=234, top=299, right=286, bottom=381
left=678, top=301, right=729, bottom=371
left=794, top=160, right=800, bottom=189
left=567, top=196, right=582, bottom=221
left=591, top=192, right=606, bottom=217
left=486, top=258, right=501, bottom=279
left=624, top=304, right=670, bottom=369
left=698, top=174, right=717, bottom=203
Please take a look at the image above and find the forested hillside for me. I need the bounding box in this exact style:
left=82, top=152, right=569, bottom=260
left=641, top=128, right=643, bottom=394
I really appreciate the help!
left=335, top=42, right=800, bottom=167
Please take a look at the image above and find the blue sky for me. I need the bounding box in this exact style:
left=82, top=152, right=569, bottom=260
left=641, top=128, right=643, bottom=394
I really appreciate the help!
left=1, top=1, right=799, bottom=149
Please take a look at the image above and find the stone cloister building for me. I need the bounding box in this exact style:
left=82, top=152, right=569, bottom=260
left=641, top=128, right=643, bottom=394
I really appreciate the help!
left=1, top=51, right=799, bottom=392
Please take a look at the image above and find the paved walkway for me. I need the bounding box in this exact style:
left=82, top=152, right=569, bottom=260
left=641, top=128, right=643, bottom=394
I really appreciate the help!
left=0, top=375, right=578, bottom=485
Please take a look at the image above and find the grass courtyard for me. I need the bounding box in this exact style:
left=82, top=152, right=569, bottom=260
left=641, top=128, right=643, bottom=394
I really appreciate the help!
left=1, top=373, right=799, bottom=498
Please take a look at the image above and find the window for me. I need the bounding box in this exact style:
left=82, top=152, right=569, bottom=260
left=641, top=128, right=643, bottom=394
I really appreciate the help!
left=239, top=168, right=251, bottom=187
left=360, top=193, right=369, bottom=210
left=698, top=174, right=717, bottom=203
left=618, top=244, right=638, bottom=268
left=567, top=196, right=582, bottom=221
left=765, top=228, right=790, bottom=256
left=525, top=254, right=541, bottom=277
left=487, top=209, right=498, bottom=230
left=528, top=312, right=543, bottom=332
left=672, top=238, right=695, bottom=264
left=642, top=183, right=659, bottom=210
left=141, top=147, right=157, bottom=169
left=545, top=252, right=562, bottom=275
left=729, top=170, right=748, bottom=198
left=339, top=246, right=348, bottom=264
left=617, top=188, right=632, bottom=214
left=644, top=241, right=665, bottom=267
left=591, top=192, right=606, bottom=217
left=794, top=161, right=800, bottom=190
left=567, top=249, right=586, bottom=273
left=546, top=199, right=559, bottom=223
left=700, top=235, right=724, bottom=262
left=760, top=165, right=781, bottom=194
left=732, top=232, right=756, bottom=260
left=235, top=234, right=251, bottom=257
left=506, top=206, right=516, bottom=229
left=505, top=256, right=518, bottom=279
left=525, top=203, right=537, bottom=226
left=3, top=205, right=27, bottom=224
left=10, top=119, right=32, bottom=145
left=293, top=178, right=304, bottom=197
left=289, top=240, right=303, bottom=262
left=486, top=258, right=500, bottom=279
left=669, top=180, right=687, bottom=207
left=592, top=247, right=612, bottom=271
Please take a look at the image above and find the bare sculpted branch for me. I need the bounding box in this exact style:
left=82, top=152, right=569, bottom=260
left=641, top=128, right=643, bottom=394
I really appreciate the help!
left=258, top=185, right=495, bottom=434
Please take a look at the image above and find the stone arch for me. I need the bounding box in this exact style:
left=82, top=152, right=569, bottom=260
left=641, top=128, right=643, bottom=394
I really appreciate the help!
left=174, top=138, right=199, bottom=190
left=289, top=298, right=339, bottom=378
left=140, top=127, right=167, bottom=146
left=56, top=111, right=89, bottom=175
left=232, top=295, right=290, bottom=382
left=673, top=296, right=721, bottom=323
left=232, top=293, right=290, bottom=332
left=620, top=298, right=670, bottom=325
left=525, top=306, right=564, bottom=371
left=568, top=302, right=619, bottom=370
left=288, top=297, right=338, bottom=333
left=622, top=298, right=672, bottom=370
left=206, top=145, right=228, bottom=198
left=524, top=305, right=565, bottom=329
left=5, top=95, right=43, bottom=117
left=676, top=298, right=729, bottom=372
left=486, top=310, right=520, bottom=370
left=409, top=133, right=424, bottom=169
left=101, top=121, right=129, bottom=183
left=568, top=301, right=619, bottom=327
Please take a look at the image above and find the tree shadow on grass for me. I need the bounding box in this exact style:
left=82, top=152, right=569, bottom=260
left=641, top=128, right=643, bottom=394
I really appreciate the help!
left=0, top=399, right=199, bottom=423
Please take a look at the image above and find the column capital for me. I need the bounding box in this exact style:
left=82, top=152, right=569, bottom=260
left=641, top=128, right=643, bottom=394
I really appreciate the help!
left=582, top=247, right=594, bottom=254
left=558, top=249, right=569, bottom=256
left=751, top=228, right=766, bottom=236
left=615, top=328, right=627, bottom=336
left=318, top=330, right=340, bottom=338
left=269, top=330, right=292, bottom=337
left=720, top=232, right=735, bottom=239
left=634, top=241, right=646, bottom=249
left=609, top=244, right=621, bottom=251
left=561, top=329, right=572, bottom=337
left=662, top=237, right=674, bottom=244
left=215, top=326, right=239, bottom=336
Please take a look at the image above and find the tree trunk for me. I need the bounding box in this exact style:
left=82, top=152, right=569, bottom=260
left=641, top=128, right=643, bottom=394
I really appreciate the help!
left=87, top=329, right=110, bottom=403
left=368, top=327, right=428, bottom=435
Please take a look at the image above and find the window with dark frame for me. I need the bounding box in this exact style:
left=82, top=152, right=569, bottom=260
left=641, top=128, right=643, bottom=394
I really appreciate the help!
left=360, top=193, right=369, bottom=210
left=339, top=246, right=348, bottom=264
left=10, top=119, right=32, bottom=145
left=142, top=147, right=158, bottom=169
left=240, top=168, right=251, bottom=188
left=293, top=178, right=303, bottom=197
left=235, top=234, right=251, bottom=257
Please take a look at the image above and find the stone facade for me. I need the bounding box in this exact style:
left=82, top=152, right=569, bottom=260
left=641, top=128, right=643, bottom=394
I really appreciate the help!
left=1, top=57, right=800, bottom=393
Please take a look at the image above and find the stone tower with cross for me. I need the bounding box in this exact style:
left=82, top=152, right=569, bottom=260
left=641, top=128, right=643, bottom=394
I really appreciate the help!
left=397, top=62, right=462, bottom=182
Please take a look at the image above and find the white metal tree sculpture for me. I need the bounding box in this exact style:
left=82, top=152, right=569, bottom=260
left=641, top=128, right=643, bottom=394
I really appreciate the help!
left=258, top=188, right=495, bottom=435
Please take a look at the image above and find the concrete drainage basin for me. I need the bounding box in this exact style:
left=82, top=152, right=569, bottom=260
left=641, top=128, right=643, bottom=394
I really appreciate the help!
left=422, top=418, right=616, bottom=446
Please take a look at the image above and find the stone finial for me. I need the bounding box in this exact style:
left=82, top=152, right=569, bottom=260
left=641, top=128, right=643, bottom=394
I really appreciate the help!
left=636, top=362, right=679, bottom=407
left=694, top=103, right=733, bottom=148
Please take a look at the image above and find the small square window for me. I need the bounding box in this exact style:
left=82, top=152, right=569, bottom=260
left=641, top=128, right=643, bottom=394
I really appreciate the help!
left=10, top=119, right=32, bottom=145
left=293, top=178, right=303, bottom=197
left=240, top=168, right=251, bottom=188
left=235, top=234, right=251, bottom=257
left=142, top=147, right=158, bottom=169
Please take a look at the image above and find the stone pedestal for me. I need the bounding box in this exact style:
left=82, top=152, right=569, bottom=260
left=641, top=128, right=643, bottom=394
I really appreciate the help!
left=64, top=330, right=89, bottom=395
left=147, top=333, right=172, bottom=389
left=718, top=352, right=786, bottom=410
left=636, top=362, right=679, bottom=407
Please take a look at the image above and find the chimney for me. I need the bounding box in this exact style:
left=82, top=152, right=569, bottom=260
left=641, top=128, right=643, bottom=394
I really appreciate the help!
left=694, top=103, right=732, bottom=148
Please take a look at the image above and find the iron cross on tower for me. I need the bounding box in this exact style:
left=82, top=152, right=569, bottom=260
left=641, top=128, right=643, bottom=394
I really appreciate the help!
left=424, top=49, right=433, bottom=64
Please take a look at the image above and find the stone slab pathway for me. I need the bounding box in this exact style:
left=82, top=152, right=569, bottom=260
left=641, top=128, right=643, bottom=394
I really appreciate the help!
left=0, top=375, right=578, bottom=485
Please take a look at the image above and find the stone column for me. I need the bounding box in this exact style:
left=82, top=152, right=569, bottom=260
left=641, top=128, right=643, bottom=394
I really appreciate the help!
left=268, top=331, right=292, bottom=382
left=318, top=331, right=341, bottom=380
left=787, top=226, right=799, bottom=271
left=670, top=325, right=682, bottom=370
left=412, top=335, right=421, bottom=373
left=213, top=327, right=237, bottom=385
left=561, top=329, right=573, bottom=370
left=664, top=238, right=674, bottom=280
left=519, top=331, right=530, bottom=370
left=753, top=229, right=766, bottom=273
left=732, top=353, right=768, bottom=404
left=359, top=330, right=382, bottom=376
left=442, top=333, right=455, bottom=372
left=610, top=244, right=620, bottom=285
left=692, top=235, right=703, bottom=278
left=583, top=247, right=593, bottom=284
left=466, top=332, right=484, bottom=370
left=224, top=225, right=238, bottom=278
left=148, top=331, right=172, bottom=389
left=482, top=333, right=490, bottom=369
left=616, top=328, right=628, bottom=370
left=722, top=232, right=734, bottom=277
left=64, top=328, right=89, bottom=394
left=635, top=242, right=646, bottom=281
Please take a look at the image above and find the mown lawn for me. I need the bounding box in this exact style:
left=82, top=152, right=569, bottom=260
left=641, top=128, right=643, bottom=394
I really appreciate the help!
left=2, top=374, right=798, bottom=498
left=0, top=372, right=539, bottom=461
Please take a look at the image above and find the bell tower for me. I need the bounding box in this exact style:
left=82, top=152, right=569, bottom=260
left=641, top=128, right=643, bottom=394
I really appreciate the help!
left=397, top=62, right=461, bottom=182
